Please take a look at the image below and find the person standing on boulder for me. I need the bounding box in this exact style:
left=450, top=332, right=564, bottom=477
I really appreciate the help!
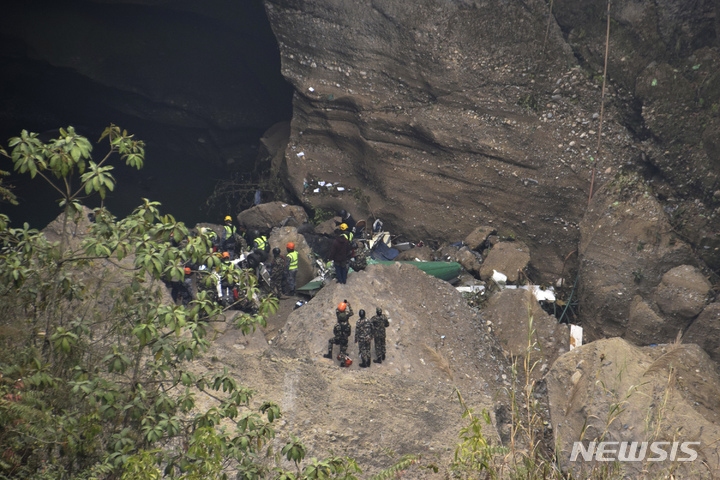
left=284, top=242, right=299, bottom=296
left=324, top=301, right=353, bottom=364
left=326, top=228, right=352, bottom=284
left=335, top=209, right=357, bottom=233
left=354, top=309, right=373, bottom=368
left=269, top=247, right=284, bottom=297
left=371, top=307, right=390, bottom=363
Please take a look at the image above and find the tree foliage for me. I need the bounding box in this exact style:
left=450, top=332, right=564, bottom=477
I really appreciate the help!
left=0, top=126, right=353, bottom=480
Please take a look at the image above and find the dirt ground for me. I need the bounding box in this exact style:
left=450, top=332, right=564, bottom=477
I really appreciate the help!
left=190, top=262, right=519, bottom=477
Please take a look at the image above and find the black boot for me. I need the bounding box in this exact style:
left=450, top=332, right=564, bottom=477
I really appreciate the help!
left=373, top=358, right=381, bottom=364
left=382, top=353, right=386, bottom=360
left=323, top=353, right=332, bottom=359
left=360, top=360, right=369, bottom=368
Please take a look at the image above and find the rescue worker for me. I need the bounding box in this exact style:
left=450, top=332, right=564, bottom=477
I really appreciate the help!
left=219, top=251, right=236, bottom=307
left=284, top=242, right=299, bottom=296
left=348, top=241, right=368, bottom=272
left=251, top=230, right=270, bottom=263
left=269, top=247, right=285, bottom=297
left=178, top=266, right=194, bottom=306
left=326, top=227, right=352, bottom=284
left=221, top=216, right=239, bottom=258
left=354, top=309, right=373, bottom=368
left=335, top=209, right=357, bottom=233
left=371, top=307, right=390, bottom=363
left=324, top=301, right=354, bottom=364
left=200, top=227, right=219, bottom=253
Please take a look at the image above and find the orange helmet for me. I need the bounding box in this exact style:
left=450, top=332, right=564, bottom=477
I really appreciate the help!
left=286, top=242, right=295, bottom=250
left=338, top=302, right=347, bottom=312
left=222, top=252, right=230, bottom=259
left=184, top=267, right=191, bottom=275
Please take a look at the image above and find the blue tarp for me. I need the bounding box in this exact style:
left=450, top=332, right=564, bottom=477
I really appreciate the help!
left=370, top=241, right=400, bottom=261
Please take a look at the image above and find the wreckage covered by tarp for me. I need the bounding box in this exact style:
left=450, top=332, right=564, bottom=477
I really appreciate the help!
left=370, top=241, right=399, bottom=261
left=296, top=260, right=463, bottom=294
left=367, top=259, right=462, bottom=282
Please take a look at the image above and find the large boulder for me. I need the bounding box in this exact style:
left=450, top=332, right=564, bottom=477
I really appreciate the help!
left=577, top=177, right=697, bottom=342
left=653, top=265, right=712, bottom=319
left=482, top=288, right=570, bottom=379
left=478, top=241, right=531, bottom=283
left=237, top=201, right=310, bottom=232
left=547, top=337, right=720, bottom=479
left=684, top=302, right=720, bottom=365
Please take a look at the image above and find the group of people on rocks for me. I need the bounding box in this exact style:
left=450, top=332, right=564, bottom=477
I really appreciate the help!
left=169, top=214, right=300, bottom=308
left=324, top=300, right=390, bottom=368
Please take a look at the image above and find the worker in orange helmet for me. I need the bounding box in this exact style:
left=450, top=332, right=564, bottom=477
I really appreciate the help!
left=323, top=300, right=354, bottom=366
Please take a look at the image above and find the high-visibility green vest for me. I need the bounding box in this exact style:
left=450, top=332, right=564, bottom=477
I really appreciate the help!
left=223, top=225, right=236, bottom=238
left=254, top=235, right=268, bottom=250
left=342, top=232, right=353, bottom=242
left=287, top=251, right=298, bottom=270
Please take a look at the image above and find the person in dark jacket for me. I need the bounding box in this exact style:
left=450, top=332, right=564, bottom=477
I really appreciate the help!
left=335, top=209, right=357, bottom=233
left=326, top=228, right=352, bottom=284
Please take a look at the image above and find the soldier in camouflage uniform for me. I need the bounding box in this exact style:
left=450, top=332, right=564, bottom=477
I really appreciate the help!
left=269, top=247, right=284, bottom=297
left=354, top=309, right=374, bottom=368
left=323, top=301, right=354, bottom=364
left=371, top=307, right=390, bottom=363
left=349, top=242, right=368, bottom=272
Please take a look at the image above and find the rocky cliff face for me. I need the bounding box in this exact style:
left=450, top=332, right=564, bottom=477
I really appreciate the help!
left=265, top=0, right=720, bottom=283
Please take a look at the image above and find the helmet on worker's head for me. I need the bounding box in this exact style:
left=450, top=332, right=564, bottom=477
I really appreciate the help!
left=286, top=242, right=295, bottom=251
left=272, top=247, right=281, bottom=256
left=338, top=302, right=347, bottom=312
left=184, top=267, right=191, bottom=275
left=200, top=227, right=209, bottom=235
left=339, top=209, right=347, bottom=218
left=224, top=216, right=232, bottom=222
left=339, top=223, right=348, bottom=231
left=222, top=252, right=230, bottom=259
left=359, top=309, right=365, bottom=318
left=376, top=307, right=382, bottom=315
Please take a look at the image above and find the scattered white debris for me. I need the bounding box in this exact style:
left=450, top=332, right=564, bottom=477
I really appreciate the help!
left=456, top=285, right=485, bottom=294
left=318, top=181, right=325, bottom=186
left=337, top=187, right=345, bottom=191
left=308, top=87, right=315, bottom=92
left=570, top=324, right=583, bottom=350
left=492, top=270, right=508, bottom=284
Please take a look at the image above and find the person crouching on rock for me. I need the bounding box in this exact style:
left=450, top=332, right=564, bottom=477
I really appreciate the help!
left=354, top=309, right=373, bottom=368
left=324, top=301, right=353, bottom=365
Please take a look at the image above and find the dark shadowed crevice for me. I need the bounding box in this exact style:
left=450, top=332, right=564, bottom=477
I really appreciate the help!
left=0, top=0, right=293, bottom=228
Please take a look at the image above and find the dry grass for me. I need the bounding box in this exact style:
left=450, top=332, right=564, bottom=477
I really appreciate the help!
left=422, top=343, right=453, bottom=381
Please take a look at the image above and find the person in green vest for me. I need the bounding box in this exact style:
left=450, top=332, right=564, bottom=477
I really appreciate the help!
left=251, top=230, right=270, bottom=263
left=221, top=216, right=241, bottom=258
left=284, top=242, right=299, bottom=296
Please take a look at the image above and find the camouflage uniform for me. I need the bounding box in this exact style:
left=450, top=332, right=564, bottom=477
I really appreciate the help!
left=349, top=246, right=368, bottom=272
left=371, top=310, right=390, bottom=363
left=269, top=254, right=285, bottom=296
left=355, top=313, right=374, bottom=367
left=325, top=304, right=354, bottom=360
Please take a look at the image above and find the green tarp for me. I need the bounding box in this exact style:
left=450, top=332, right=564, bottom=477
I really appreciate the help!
left=297, top=260, right=462, bottom=292
left=367, top=259, right=463, bottom=282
